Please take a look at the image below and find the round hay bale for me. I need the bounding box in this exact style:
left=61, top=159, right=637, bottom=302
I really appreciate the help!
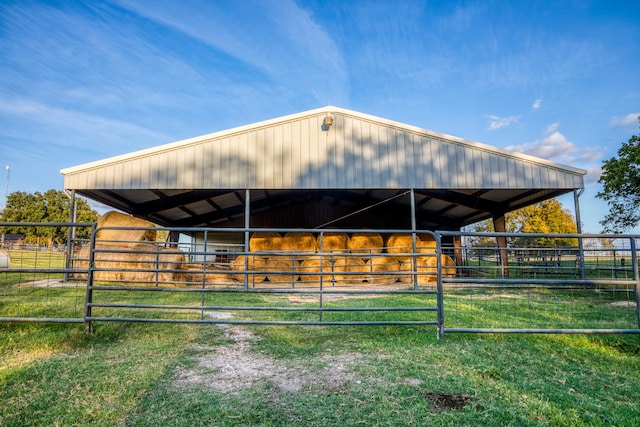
left=398, top=256, right=433, bottom=284
left=399, top=254, right=456, bottom=285
left=230, top=255, right=267, bottom=283
left=281, top=232, right=316, bottom=252
left=298, top=256, right=332, bottom=285
left=185, top=265, right=235, bottom=286
left=417, top=233, right=437, bottom=254
left=385, top=234, right=417, bottom=260
left=364, top=256, right=400, bottom=285
left=316, top=232, right=349, bottom=253
left=249, top=232, right=282, bottom=252
left=348, top=233, right=383, bottom=255
left=331, top=256, right=367, bottom=286
left=122, top=244, right=187, bottom=286
left=265, top=256, right=300, bottom=283
left=96, top=211, right=157, bottom=247
left=427, top=254, right=457, bottom=277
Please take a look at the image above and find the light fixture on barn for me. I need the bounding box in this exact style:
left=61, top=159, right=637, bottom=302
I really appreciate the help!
left=322, top=114, right=334, bottom=131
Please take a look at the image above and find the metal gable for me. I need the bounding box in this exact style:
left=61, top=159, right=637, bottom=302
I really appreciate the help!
left=60, top=106, right=586, bottom=230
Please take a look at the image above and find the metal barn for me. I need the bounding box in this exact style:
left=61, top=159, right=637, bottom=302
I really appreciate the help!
left=60, top=106, right=586, bottom=243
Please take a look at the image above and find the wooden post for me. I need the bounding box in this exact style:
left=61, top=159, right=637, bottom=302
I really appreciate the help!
left=453, top=234, right=462, bottom=271
left=493, top=214, right=509, bottom=278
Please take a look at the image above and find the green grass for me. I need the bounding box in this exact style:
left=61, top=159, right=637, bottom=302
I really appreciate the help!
left=1, top=292, right=640, bottom=426
left=1, top=249, right=66, bottom=288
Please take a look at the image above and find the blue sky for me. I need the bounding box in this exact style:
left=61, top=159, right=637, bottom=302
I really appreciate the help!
left=1, top=0, right=639, bottom=232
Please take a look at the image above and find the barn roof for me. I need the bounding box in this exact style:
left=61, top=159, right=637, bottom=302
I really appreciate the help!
left=60, top=106, right=586, bottom=230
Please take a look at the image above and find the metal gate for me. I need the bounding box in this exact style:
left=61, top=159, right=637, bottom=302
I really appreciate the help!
left=439, top=231, right=640, bottom=335
left=0, top=222, right=95, bottom=324
left=83, top=227, right=445, bottom=335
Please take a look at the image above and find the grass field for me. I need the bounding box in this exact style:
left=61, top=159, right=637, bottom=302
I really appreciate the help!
left=2, top=248, right=640, bottom=425
left=1, top=292, right=640, bottom=426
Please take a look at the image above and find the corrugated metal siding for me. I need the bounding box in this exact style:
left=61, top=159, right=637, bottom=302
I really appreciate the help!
left=62, top=110, right=584, bottom=191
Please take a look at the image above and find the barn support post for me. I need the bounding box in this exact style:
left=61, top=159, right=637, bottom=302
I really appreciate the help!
left=453, top=234, right=462, bottom=270
left=410, top=189, right=418, bottom=291
left=631, top=237, right=640, bottom=330
left=244, top=189, right=251, bottom=291
left=574, top=189, right=586, bottom=280
left=64, top=190, right=77, bottom=283
left=493, top=214, right=509, bottom=278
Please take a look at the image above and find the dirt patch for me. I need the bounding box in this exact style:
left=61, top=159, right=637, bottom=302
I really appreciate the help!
left=173, top=311, right=365, bottom=395
left=611, top=301, right=636, bottom=307
left=424, top=392, right=475, bottom=413
left=13, top=279, right=85, bottom=288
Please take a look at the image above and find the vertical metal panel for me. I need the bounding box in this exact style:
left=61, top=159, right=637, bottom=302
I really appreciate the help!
left=453, top=144, right=465, bottom=187
left=489, top=154, right=500, bottom=187
left=406, top=132, right=416, bottom=187
left=349, top=116, right=364, bottom=187
left=540, top=165, right=550, bottom=188
left=420, top=136, right=433, bottom=187
left=61, top=109, right=585, bottom=192
left=397, top=130, right=409, bottom=186
left=507, top=159, right=522, bottom=188
left=470, top=147, right=482, bottom=188
left=480, top=151, right=490, bottom=187
left=358, top=120, right=370, bottom=187
left=448, top=143, right=459, bottom=187
left=342, top=115, right=354, bottom=186
left=432, top=138, right=444, bottom=187
left=497, top=156, right=507, bottom=189
left=334, top=115, right=346, bottom=188
left=239, top=133, right=251, bottom=186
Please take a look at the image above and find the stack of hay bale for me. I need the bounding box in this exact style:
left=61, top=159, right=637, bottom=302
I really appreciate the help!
left=396, top=233, right=456, bottom=284
left=230, top=231, right=280, bottom=285
left=232, top=230, right=456, bottom=287
left=75, top=211, right=186, bottom=286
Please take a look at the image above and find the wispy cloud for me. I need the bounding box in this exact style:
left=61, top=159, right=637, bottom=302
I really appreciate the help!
left=486, top=114, right=519, bottom=130
left=0, top=98, right=170, bottom=153
left=610, top=112, right=640, bottom=128
left=114, top=0, right=349, bottom=105
left=544, top=123, right=559, bottom=134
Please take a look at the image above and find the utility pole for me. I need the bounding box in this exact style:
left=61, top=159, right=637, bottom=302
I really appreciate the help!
left=1, top=165, right=7, bottom=247
left=4, top=165, right=9, bottom=206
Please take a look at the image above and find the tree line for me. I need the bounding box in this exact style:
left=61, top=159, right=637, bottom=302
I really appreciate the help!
left=0, top=189, right=98, bottom=246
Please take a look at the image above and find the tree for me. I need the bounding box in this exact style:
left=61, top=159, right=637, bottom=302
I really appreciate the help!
left=470, top=198, right=578, bottom=247
left=596, top=125, right=640, bottom=233
left=0, top=190, right=98, bottom=245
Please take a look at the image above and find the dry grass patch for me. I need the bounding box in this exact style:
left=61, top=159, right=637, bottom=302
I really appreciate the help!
left=173, top=312, right=367, bottom=396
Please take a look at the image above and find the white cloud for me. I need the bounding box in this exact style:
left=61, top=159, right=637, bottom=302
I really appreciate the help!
left=486, top=114, right=519, bottom=130
left=532, top=99, right=542, bottom=110
left=583, top=166, right=603, bottom=185
left=506, top=129, right=602, bottom=165
left=611, top=112, right=640, bottom=128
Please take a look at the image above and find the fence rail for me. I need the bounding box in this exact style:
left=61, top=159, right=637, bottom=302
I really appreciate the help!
left=1, top=223, right=639, bottom=337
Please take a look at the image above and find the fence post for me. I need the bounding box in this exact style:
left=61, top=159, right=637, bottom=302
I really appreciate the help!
left=436, top=232, right=445, bottom=339
left=631, top=237, right=640, bottom=330
left=84, top=225, right=97, bottom=334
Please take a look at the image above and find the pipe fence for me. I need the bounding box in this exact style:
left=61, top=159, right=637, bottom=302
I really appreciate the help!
left=1, top=223, right=639, bottom=337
